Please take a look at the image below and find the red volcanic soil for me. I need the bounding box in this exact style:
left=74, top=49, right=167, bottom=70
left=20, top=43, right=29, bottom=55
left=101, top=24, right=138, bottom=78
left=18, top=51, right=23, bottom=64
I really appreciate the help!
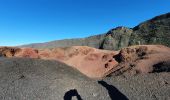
left=113, top=45, right=170, bottom=75
left=15, top=48, right=39, bottom=58
left=38, top=46, right=119, bottom=78
left=58, top=46, right=119, bottom=78
left=0, top=45, right=170, bottom=78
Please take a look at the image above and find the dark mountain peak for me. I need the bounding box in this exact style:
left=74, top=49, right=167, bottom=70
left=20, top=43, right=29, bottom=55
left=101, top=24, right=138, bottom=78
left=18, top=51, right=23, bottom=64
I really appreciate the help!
left=150, top=12, right=170, bottom=21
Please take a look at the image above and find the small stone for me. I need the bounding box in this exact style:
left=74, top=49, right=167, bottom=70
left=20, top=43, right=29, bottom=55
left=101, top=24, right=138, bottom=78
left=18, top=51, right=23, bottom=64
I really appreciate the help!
left=92, top=93, right=98, bottom=97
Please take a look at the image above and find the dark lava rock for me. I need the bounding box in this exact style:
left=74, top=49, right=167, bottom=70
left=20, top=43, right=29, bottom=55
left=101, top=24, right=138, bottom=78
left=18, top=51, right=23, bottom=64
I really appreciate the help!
left=0, top=57, right=169, bottom=100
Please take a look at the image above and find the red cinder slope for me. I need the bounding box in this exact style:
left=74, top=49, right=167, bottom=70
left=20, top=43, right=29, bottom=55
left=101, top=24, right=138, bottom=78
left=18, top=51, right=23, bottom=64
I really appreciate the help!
left=0, top=45, right=170, bottom=78
left=113, top=45, right=170, bottom=75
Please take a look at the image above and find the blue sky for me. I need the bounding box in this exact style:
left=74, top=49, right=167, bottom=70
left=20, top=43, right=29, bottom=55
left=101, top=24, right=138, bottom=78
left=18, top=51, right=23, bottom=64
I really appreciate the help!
left=0, top=0, right=170, bottom=46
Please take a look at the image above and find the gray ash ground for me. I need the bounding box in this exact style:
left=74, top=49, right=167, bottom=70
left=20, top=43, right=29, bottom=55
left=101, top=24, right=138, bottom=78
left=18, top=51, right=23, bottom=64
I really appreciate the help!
left=0, top=58, right=169, bottom=100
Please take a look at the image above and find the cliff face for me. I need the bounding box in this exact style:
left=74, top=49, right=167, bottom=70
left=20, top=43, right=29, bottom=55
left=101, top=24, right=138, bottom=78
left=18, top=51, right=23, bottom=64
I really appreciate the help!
left=21, top=13, right=170, bottom=50
left=100, top=27, right=133, bottom=50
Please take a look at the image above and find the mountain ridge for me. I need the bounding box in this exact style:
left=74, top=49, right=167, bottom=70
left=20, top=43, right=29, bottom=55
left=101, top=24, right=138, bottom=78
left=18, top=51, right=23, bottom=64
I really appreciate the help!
left=21, top=12, right=170, bottom=50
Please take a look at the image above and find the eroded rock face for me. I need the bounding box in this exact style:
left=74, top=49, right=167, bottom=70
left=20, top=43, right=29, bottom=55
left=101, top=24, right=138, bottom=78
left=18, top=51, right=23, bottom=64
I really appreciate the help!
left=0, top=47, right=21, bottom=57
left=100, top=27, right=133, bottom=50
left=15, top=48, right=39, bottom=58
left=113, top=45, right=170, bottom=75
left=117, top=45, right=148, bottom=62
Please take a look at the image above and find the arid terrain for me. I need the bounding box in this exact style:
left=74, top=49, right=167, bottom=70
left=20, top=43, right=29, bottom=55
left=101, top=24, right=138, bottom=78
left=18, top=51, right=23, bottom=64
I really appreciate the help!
left=0, top=44, right=170, bottom=100
left=0, top=45, right=170, bottom=78
left=0, top=57, right=169, bottom=100
left=0, top=13, right=170, bottom=100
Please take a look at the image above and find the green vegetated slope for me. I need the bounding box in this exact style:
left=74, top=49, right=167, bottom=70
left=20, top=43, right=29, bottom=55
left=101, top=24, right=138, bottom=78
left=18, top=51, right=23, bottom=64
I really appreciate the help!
left=22, top=13, right=170, bottom=50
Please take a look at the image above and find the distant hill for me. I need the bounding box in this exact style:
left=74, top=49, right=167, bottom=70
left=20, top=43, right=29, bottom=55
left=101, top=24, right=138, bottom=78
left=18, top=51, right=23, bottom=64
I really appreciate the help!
left=21, top=12, right=170, bottom=50
left=21, top=34, right=105, bottom=49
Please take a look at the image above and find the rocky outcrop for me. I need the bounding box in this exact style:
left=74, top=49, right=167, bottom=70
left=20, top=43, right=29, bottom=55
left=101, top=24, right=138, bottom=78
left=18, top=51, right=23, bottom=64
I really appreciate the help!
left=0, top=47, right=20, bottom=57
left=101, top=13, right=170, bottom=50
left=113, top=45, right=170, bottom=75
left=15, top=48, right=39, bottom=58
left=100, top=27, right=133, bottom=50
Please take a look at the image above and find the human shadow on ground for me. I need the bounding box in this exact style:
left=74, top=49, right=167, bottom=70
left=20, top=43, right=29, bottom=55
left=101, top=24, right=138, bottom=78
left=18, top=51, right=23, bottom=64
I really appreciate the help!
left=98, top=80, right=129, bottom=100
left=64, top=89, right=83, bottom=100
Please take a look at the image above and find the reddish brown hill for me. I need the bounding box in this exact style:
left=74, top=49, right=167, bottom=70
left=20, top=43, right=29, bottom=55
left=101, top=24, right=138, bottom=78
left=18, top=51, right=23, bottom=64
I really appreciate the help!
left=0, top=45, right=170, bottom=78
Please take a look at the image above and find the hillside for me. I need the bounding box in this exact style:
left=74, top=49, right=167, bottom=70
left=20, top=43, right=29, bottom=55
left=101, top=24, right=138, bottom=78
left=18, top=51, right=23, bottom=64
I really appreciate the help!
left=100, top=12, right=170, bottom=50
left=1, top=45, right=170, bottom=78
left=21, top=13, right=170, bottom=50
left=130, top=12, right=170, bottom=46
left=1, top=12, right=169, bottom=100
left=21, top=34, right=105, bottom=49
left=0, top=57, right=169, bottom=100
